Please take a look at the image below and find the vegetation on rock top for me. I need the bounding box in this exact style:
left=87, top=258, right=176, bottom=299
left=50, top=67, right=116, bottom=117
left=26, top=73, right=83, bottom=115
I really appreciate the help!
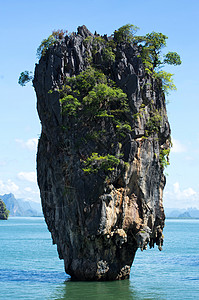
left=19, top=24, right=181, bottom=172
left=18, top=24, right=181, bottom=95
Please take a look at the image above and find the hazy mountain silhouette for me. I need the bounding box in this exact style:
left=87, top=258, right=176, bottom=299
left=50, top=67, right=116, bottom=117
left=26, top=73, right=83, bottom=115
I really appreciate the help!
left=0, top=193, right=42, bottom=217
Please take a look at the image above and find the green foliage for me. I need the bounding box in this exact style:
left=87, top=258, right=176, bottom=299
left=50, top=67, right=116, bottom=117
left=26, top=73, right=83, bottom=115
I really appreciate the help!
left=135, top=30, right=181, bottom=94
left=116, top=122, right=131, bottom=132
left=115, top=121, right=132, bottom=138
left=133, top=104, right=147, bottom=120
left=83, top=35, right=116, bottom=64
left=67, top=67, right=107, bottom=98
left=135, top=31, right=181, bottom=71
left=159, top=148, right=170, bottom=169
left=0, top=200, right=9, bottom=220
left=83, top=83, right=129, bottom=117
left=92, top=36, right=105, bottom=54
left=60, top=95, right=81, bottom=116
left=18, top=71, right=33, bottom=86
left=145, top=110, right=162, bottom=136
left=83, top=152, right=120, bottom=174
left=83, top=36, right=116, bottom=65
left=37, top=29, right=67, bottom=59
left=114, top=24, right=139, bottom=43
left=58, top=84, right=72, bottom=95
left=96, top=111, right=114, bottom=118
left=103, top=47, right=116, bottom=64
left=37, top=35, right=56, bottom=59
left=163, top=52, right=182, bottom=66
left=59, top=67, right=108, bottom=115
left=59, top=66, right=129, bottom=120
left=145, top=32, right=168, bottom=51
left=86, top=130, right=106, bottom=142
left=140, top=49, right=154, bottom=74
left=107, top=39, right=117, bottom=50
left=83, top=36, right=93, bottom=47
left=154, top=71, right=177, bottom=95
left=133, top=112, right=141, bottom=120
left=139, top=32, right=168, bottom=69
left=83, top=36, right=105, bottom=54
left=51, top=29, right=68, bottom=40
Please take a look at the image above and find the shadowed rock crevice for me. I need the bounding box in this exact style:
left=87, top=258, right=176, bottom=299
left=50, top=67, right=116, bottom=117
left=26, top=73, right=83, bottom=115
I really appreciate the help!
left=34, top=25, right=170, bottom=280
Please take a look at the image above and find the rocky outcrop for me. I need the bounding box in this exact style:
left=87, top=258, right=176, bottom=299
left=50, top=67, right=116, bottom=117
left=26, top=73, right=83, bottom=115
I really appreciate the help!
left=34, top=25, right=171, bottom=280
left=0, top=199, right=9, bottom=220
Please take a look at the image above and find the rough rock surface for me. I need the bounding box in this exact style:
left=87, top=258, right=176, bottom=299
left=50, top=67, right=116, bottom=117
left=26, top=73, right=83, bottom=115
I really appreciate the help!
left=34, top=25, right=171, bottom=280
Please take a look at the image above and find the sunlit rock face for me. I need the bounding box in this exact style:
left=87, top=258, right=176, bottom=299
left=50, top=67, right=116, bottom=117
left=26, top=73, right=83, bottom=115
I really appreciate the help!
left=34, top=25, right=170, bottom=280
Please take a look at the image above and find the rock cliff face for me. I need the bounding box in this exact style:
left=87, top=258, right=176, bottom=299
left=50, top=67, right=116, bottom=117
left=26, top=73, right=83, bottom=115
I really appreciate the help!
left=34, top=26, right=171, bottom=280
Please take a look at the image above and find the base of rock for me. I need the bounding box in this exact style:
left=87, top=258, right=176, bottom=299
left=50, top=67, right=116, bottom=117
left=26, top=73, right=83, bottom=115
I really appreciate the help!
left=66, top=260, right=132, bottom=281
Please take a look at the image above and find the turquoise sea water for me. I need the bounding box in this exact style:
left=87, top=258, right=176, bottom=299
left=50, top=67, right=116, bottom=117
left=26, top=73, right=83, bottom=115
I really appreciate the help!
left=0, top=217, right=198, bottom=299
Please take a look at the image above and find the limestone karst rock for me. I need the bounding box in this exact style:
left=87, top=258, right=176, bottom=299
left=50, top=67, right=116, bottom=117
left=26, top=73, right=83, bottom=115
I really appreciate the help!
left=34, top=25, right=171, bottom=280
left=0, top=199, right=9, bottom=220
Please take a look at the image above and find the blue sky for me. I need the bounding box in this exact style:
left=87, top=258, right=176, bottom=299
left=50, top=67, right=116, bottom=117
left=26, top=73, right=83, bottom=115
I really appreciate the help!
left=0, top=0, right=198, bottom=209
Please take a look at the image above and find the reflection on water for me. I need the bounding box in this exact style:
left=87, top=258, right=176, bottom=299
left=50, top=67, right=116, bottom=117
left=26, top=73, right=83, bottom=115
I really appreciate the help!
left=49, top=279, right=160, bottom=300
left=0, top=268, right=68, bottom=283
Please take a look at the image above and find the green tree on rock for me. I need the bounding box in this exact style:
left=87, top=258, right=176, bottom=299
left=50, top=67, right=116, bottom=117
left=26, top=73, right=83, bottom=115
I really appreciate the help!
left=18, top=71, right=33, bottom=87
left=138, top=31, right=181, bottom=70
left=114, top=24, right=139, bottom=43
left=0, top=199, right=9, bottom=220
left=113, top=24, right=181, bottom=94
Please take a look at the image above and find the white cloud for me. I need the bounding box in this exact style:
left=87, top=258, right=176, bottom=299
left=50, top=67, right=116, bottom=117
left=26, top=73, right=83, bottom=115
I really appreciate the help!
left=173, top=182, right=180, bottom=194
left=15, top=138, right=38, bottom=151
left=164, top=182, right=199, bottom=209
left=173, top=182, right=197, bottom=199
left=24, top=187, right=32, bottom=192
left=183, top=187, right=197, bottom=198
left=171, top=138, right=187, bottom=153
left=24, top=187, right=39, bottom=194
left=0, top=179, right=19, bottom=194
left=0, top=160, right=6, bottom=166
left=17, top=172, right=37, bottom=183
left=185, top=156, right=194, bottom=161
left=0, top=179, right=40, bottom=202
left=23, top=186, right=40, bottom=203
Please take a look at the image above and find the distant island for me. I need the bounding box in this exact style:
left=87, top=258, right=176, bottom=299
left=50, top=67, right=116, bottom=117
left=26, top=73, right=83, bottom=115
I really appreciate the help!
left=1, top=193, right=197, bottom=219
left=165, top=207, right=199, bottom=219
left=0, top=193, right=42, bottom=217
left=0, top=199, right=9, bottom=220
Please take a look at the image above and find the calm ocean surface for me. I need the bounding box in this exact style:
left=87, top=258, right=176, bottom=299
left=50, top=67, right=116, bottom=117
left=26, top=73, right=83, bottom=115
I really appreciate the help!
left=0, top=217, right=198, bottom=300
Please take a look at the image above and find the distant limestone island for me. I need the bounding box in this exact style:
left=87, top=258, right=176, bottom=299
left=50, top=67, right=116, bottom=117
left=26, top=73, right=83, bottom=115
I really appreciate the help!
left=0, top=199, right=9, bottom=220
left=165, top=207, right=199, bottom=219
left=1, top=193, right=198, bottom=219
left=0, top=193, right=43, bottom=217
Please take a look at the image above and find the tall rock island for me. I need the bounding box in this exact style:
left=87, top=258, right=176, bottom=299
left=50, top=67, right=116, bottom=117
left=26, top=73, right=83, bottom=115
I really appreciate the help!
left=34, top=25, right=171, bottom=280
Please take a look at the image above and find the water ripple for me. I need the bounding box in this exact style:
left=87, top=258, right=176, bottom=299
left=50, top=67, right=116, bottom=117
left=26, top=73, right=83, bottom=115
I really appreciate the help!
left=0, top=268, right=69, bottom=283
